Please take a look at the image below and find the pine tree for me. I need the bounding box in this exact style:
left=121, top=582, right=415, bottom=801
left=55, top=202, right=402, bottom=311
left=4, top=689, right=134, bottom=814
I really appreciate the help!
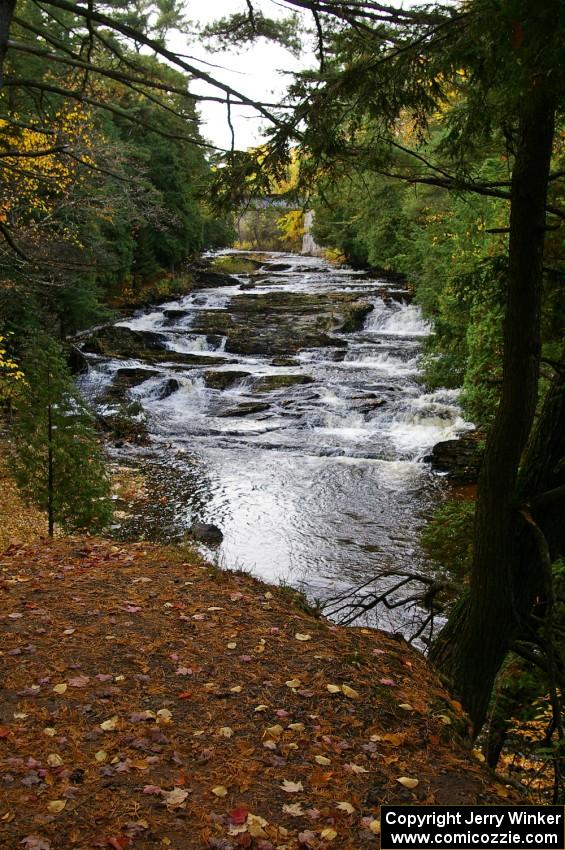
left=10, top=334, right=112, bottom=536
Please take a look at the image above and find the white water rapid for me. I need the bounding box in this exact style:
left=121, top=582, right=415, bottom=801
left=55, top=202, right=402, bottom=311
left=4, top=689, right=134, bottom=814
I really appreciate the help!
left=80, top=252, right=472, bottom=632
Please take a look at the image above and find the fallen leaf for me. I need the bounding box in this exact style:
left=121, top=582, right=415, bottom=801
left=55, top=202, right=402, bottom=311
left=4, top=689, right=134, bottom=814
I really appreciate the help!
left=43, top=728, right=56, bottom=738
left=341, top=685, right=360, bottom=700
left=336, top=802, right=355, bottom=814
left=285, top=679, right=301, bottom=689
left=320, top=828, right=337, bottom=841
left=283, top=803, right=305, bottom=817
left=295, top=633, right=311, bottom=642
left=248, top=814, right=268, bottom=838
left=162, top=788, right=189, bottom=809
left=20, top=837, right=51, bottom=850
left=156, top=708, right=172, bottom=725
left=47, top=754, right=63, bottom=767
left=397, top=776, right=419, bottom=789
left=95, top=750, right=108, bottom=763
left=107, top=838, right=130, bottom=850
left=100, top=716, right=119, bottom=731
left=314, top=755, right=331, bottom=765
left=346, top=763, right=368, bottom=774
left=52, top=684, right=67, bottom=695
left=326, top=684, right=341, bottom=694
left=398, top=703, right=414, bottom=711
left=229, top=807, right=249, bottom=825
left=264, top=724, right=284, bottom=740
left=46, top=800, right=66, bottom=814
left=288, top=723, right=305, bottom=732
left=211, top=785, right=228, bottom=797
left=369, top=819, right=381, bottom=835
left=230, top=685, right=242, bottom=693
left=254, top=705, right=268, bottom=712
left=281, top=779, right=303, bottom=793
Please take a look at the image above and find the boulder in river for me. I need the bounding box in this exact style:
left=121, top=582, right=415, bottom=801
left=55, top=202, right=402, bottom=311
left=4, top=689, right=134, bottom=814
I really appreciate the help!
left=218, top=401, right=271, bottom=417
left=189, top=522, right=224, bottom=545
left=253, top=374, right=315, bottom=393
left=427, top=431, right=484, bottom=482
left=204, top=370, right=251, bottom=390
left=190, top=291, right=370, bottom=356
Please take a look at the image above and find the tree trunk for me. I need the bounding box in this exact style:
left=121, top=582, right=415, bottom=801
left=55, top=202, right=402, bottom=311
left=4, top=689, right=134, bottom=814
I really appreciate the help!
left=0, top=0, right=15, bottom=88
left=430, top=73, right=556, bottom=733
left=47, top=392, right=54, bottom=537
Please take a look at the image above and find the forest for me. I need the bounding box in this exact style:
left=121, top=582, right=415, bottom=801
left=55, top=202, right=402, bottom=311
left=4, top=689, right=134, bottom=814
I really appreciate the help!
left=1, top=0, right=565, bottom=845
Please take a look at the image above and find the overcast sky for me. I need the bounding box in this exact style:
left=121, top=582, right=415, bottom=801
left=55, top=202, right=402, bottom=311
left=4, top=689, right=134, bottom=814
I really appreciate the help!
left=171, top=1, right=314, bottom=151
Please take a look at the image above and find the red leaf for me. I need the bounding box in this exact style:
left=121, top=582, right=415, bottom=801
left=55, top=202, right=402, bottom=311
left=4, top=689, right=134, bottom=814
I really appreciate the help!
left=228, top=807, right=249, bottom=825
left=107, top=838, right=130, bottom=850
left=0, top=727, right=10, bottom=739
left=178, top=691, right=192, bottom=700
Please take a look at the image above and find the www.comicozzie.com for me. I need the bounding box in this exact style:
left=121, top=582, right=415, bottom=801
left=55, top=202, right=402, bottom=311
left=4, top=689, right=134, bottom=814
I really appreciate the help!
left=380, top=806, right=565, bottom=849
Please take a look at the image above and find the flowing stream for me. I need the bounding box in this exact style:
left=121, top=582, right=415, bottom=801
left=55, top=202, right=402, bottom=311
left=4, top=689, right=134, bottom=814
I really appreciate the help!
left=80, top=252, right=471, bottom=633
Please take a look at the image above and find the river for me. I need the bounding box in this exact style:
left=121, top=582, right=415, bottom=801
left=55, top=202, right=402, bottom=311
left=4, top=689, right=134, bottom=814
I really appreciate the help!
left=79, top=251, right=471, bottom=635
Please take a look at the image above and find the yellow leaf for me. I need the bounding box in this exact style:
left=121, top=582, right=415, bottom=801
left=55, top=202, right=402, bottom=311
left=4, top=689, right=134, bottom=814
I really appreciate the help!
left=336, top=802, right=355, bottom=814
left=254, top=704, right=268, bottom=712
left=397, top=776, right=419, bottom=789
left=321, top=828, right=337, bottom=841
left=326, top=684, right=341, bottom=694
left=47, top=800, right=66, bottom=814
left=52, top=683, right=67, bottom=695
left=156, top=708, right=172, bottom=725
left=315, top=755, right=331, bottom=765
left=265, top=724, right=284, bottom=739
left=219, top=727, right=234, bottom=738
left=100, top=716, right=119, bottom=731
left=43, top=727, right=56, bottom=737
left=286, top=679, right=302, bottom=689
left=227, top=642, right=237, bottom=649
left=398, top=703, right=414, bottom=711
left=341, top=685, right=360, bottom=700
left=94, top=750, right=108, bottom=763
left=47, top=754, right=63, bottom=767
left=369, top=819, right=381, bottom=835
left=230, top=685, right=242, bottom=693
left=248, top=814, right=268, bottom=838
left=295, top=633, right=312, bottom=641
left=211, top=785, right=228, bottom=797
left=288, top=722, right=305, bottom=732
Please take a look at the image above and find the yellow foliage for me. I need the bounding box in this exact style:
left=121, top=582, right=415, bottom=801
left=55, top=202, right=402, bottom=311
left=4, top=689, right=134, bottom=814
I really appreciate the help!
left=0, top=104, right=99, bottom=232
left=0, top=334, right=26, bottom=402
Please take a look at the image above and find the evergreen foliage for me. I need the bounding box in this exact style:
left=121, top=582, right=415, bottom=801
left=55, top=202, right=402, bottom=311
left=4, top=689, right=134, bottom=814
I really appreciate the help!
left=10, top=335, right=112, bottom=536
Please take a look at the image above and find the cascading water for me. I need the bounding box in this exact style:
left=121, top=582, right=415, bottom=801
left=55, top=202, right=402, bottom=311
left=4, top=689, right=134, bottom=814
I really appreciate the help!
left=79, top=252, right=472, bottom=633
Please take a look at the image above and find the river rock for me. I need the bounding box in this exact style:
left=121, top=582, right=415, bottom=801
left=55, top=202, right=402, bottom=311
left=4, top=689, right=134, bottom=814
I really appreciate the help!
left=427, top=431, right=483, bottom=482
left=218, top=402, right=271, bottom=417
left=271, top=357, right=300, bottom=367
left=194, top=270, right=240, bottom=288
left=80, top=326, right=227, bottom=367
left=189, top=522, right=224, bottom=544
left=153, top=378, right=180, bottom=400
left=253, top=374, right=315, bottom=393
left=190, top=291, right=371, bottom=356
left=204, top=370, right=251, bottom=390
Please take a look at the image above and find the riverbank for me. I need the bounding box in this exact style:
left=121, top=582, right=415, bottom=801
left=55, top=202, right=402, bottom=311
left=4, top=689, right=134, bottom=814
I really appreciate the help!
left=1, top=536, right=515, bottom=850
